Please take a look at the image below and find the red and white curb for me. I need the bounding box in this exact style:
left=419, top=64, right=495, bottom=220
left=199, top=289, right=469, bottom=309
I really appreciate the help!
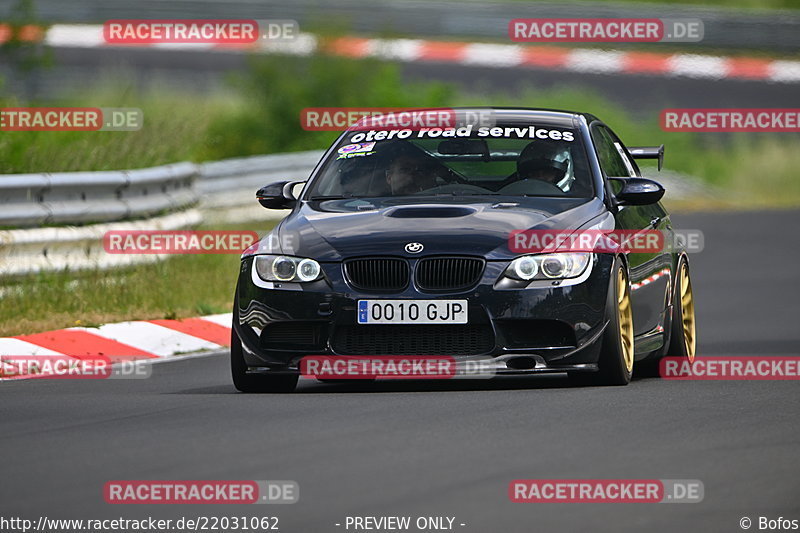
left=631, top=267, right=672, bottom=291
left=325, top=37, right=800, bottom=83
left=3, top=24, right=797, bottom=84
left=0, top=313, right=232, bottom=380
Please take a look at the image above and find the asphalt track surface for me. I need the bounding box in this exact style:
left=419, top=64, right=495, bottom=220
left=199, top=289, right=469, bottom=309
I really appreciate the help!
left=2, top=209, right=799, bottom=532
left=10, top=47, right=799, bottom=113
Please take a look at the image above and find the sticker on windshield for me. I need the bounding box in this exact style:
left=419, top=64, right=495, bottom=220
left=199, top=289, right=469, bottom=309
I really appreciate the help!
left=348, top=126, right=574, bottom=143
left=476, top=126, right=574, bottom=141
left=337, top=142, right=377, bottom=159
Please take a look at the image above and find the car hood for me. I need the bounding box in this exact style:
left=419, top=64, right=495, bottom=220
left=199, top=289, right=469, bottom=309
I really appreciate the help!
left=270, top=196, right=608, bottom=261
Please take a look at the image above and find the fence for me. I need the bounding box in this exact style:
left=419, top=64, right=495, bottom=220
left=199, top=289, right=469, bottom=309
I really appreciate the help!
left=0, top=150, right=323, bottom=275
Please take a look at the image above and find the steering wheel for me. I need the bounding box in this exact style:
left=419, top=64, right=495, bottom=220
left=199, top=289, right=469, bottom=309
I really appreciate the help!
left=435, top=166, right=469, bottom=185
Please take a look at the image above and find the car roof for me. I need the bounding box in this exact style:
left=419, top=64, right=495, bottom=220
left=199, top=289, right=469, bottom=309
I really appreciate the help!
left=446, top=107, right=599, bottom=128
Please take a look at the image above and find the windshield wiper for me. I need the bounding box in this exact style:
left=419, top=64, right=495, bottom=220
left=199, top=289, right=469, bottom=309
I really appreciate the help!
left=432, top=192, right=500, bottom=196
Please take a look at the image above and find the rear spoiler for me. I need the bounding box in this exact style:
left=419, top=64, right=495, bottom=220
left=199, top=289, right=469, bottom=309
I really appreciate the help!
left=628, top=145, right=665, bottom=171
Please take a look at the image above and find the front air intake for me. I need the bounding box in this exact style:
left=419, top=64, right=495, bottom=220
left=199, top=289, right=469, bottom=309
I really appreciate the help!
left=415, top=257, right=485, bottom=291
left=343, top=258, right=410, bottom=292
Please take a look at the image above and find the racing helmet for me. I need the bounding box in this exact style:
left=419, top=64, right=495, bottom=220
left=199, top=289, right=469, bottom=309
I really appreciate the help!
left=516, top=141, right=570, bottom=182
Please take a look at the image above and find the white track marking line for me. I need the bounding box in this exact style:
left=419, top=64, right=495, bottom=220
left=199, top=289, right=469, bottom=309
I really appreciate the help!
left=42, top=25, right=798, bottom=83
left=152, top=42, right=215, bottom=50
left=769, top=60, right=800, bottom=83
left=200, top=313, right=234, bottom=328
left=0, top=338, right=67, bottom=356
left=368, top=38, right=423, bottom=61
left=45, top=24, right=104, bottom=48
left=257, top=32, right=317, bottom=55
left=667, top=54, right=730, bottom=79
left=461, top=43, right=523, bottom=67
left=71, top=322, right=221, bottom=357
left=565, top=49, right=625, bottom=74
left=0, top=340, right=69, bottom=380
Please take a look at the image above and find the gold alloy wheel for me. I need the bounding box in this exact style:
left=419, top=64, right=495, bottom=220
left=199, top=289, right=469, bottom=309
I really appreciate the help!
left=679, top=263, right=697, bottom=363
left=618, top=267, right=635, bottom=373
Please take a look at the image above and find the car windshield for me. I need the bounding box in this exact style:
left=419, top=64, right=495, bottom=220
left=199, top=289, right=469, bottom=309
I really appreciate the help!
left=306, top=123, right=593, bottom=199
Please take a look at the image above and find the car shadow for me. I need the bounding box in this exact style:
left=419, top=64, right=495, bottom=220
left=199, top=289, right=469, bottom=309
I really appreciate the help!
left=171, top=373, right=644, bottom=395
left=295, top=374, right=578, bottom=393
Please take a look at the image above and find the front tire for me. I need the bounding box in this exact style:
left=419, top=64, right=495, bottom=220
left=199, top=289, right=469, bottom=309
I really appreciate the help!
left=571, top=259, right=634, bottom=386
left=231, top=326, right=298, bottom=393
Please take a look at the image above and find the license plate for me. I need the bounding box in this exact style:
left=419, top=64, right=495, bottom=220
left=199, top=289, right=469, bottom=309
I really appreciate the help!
left=357, top=300, right=468, bottom=324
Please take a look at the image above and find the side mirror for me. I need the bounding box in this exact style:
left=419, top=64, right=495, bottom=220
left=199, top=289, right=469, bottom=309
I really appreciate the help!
left=612, top=177, right=665, bottom=206
left=256, top=181, right=301, bottom=209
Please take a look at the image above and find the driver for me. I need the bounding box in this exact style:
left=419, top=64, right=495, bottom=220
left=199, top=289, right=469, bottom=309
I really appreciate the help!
left=516, top=142, right=569, bottom=187
left=385, top=154, right=437, bottom=195
left=339, top=160, right=375, bottom=196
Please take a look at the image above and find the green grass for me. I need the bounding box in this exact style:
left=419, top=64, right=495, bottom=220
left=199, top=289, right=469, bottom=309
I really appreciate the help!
left=454, top=86, right=800, bottom=207
left=5, top=54, right=798, bottom=210
left=0, top=84, right=235, bottom=174
left=690, top=136, right=800, bottom=208
left=0, top=54, right=454, bottom=172
left=1, top=53, right=799, bottom=336
left=0, top=221, right=273, bottom=337
left=198, top=53, right=454, bottom=161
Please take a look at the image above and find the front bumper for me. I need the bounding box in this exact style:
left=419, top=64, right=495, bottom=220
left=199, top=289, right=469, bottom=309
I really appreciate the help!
left=234, top=254, right=615, bottom=374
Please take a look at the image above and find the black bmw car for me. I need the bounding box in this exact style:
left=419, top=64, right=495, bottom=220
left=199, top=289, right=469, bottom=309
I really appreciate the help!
left=231, top=108, right=696, bottom=392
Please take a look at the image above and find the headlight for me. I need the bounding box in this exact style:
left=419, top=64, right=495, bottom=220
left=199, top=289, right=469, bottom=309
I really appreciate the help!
left=505, top=253, right=591, bottom=281
left=511, top=255, right=538, bottom=280
left=254, top=255, right=322, bottom=282
left=296, top=258, right=321, bottom=281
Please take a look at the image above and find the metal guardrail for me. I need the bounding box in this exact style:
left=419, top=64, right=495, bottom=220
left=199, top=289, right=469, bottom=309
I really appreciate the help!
left=198, top=150, right=324, bottom=223
left=0, top=162, right=198, bottom=227
left=0, top=151, right=322, bottom=275
left=8, top=0, right=800, bottom=52
left=198, top=151, right=322, bottom=206
left=0, top=209, right=203, bottom=276
left=0, top=148, right=703, bottom=275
